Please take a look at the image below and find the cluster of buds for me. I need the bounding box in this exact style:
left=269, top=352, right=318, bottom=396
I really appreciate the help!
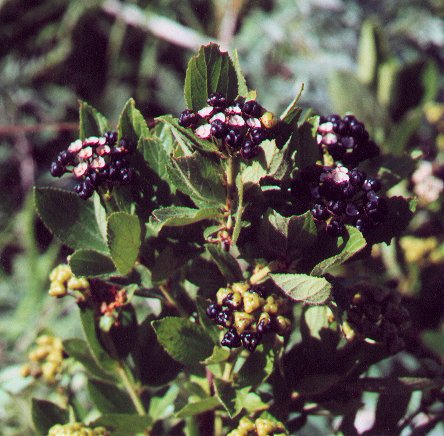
left=48, top=264, right=90, bottom=299
left=292, top=164, right=387, bottom=236
left=317, top=114, right=379, bottom=167
left=50, top=131, right=135, bottom=199
left=227, top=416, right=288, bottom=436
left=21, top=335, right=65, bottom=383
left=206, top=282, right=291, bottom=352
left=178, top=92, right=278, bottom=159
left=411, top=160, right=444, bottom=205
left=99, top=288, right=128, bottom=332
left=48, top=422, right=109, bottom=436
left=342, top=283, right=411, bottom=353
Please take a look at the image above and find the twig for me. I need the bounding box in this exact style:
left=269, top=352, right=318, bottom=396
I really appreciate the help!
left=102, top=0, right=214, bottom=50
left=117, top=363, right=146, bottom=416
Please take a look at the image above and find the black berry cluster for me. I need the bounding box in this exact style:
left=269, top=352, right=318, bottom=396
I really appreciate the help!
left=292, top=164, right=387, bottom=236
left=317, top=114, right=379, bottom=167
left=178, top=92, right=277, bottom=159
left=206, top=282, right=291, bottom=352
left=342, top=283, right=411, bottom=353
left=50, top=132, right=135, bottom=199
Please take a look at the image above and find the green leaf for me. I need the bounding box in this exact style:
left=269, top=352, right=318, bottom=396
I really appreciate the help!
left=385, top=109, right=422, bottom=155
left=231, top=49, right=248, bottom=97
left=196, top=297, right=221, bottom=345
left=91, top=414, right=152, bottom=436
left=79, top=101, right=109, bottom=140
left=34, top=187, right=108, bottom=253
left=301, top=305, right=334, bottom=341
left=148, top=385, right=180, bottom=420
left=88, top=379, right=136, bottom=414
left=213, top=379, right=239, bottom=418
left=157, top=114, right=220, bottom=154
left=151, top=206, right=222, bottom=230
left=107, top=212, right=142, bottom=275
left=270, top=273, right=332, bottom=305
left=69, top=249, right=116, bottom=277
left=32, top=399, right=69, bottom=435
left=421, top=330, right=444, bottom=357
left=184, top=43, right=238, bottom=110
left=294, top=117, right=322, bottom=170
left=176, top=397, right=220, bottom=418
left=139, top=136, right=171, bottom=182
left=346, top=377, right=444, bottom=394
left=167, top=152, right=226, bottom=208
left=311, top=227, right=366, bottom=276
left=117, top=98, right=149, bottom=145
left=203, top=346, right=231, bottom=365
left=206, top=244, right=243, bottom=283
left=259, top=209, right=317, bottom=258
left=280, top=83, right=304, bottom=125
left=80, top=307, right=118, bottom=372
left=63, top=339, right=116, bottom=381
left=152, top=317, right=213, bottom=367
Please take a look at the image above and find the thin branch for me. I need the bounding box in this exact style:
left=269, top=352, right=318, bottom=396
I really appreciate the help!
left=102, top=0, right=215, bottom=50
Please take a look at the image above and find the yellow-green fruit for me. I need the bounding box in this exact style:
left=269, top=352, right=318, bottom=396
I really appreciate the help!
left=274, top=316, right=291, bottom=335
left=258, top=312, right=271, bottom=328
left=20, top=364, right=31, bottom=378
left=217, top=288, right=232, bottom=306
left=48, top=423, right=109, bottom=436
left=238, top=417, right=255, bottom=432
left=49, top=264, right=72, bottom=283
left=232, top=282, right=250, bottom=296
left=67, top=276, right=90, bottom=292
left=28, top=347, right=49, bottom=362
left=263, top=296, right=278, bottom=315
left=49, top=281, right=67, bottom=297
left=255, top=418, right=277, bottom=436
left=342, top=321, right=357, bottom=341
left=227, top=430, right=248, bottom=436
left=243, top=292, right=263, bottom=314
left=226, top=291, right=243, bottom=309
left=260, top=111, right=278, bottom=129
left=234, top=311, right=255, bottom=333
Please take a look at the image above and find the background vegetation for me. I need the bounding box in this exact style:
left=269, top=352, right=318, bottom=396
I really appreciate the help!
left=0, top=0, right=443, bottom=434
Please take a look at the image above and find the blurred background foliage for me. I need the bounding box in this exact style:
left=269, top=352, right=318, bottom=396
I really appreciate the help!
left=0, top=0, right=443, bottom=434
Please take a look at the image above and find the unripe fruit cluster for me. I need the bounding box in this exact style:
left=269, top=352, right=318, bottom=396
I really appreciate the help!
left=49, top=264, right=90, bottom=298
left=342, top=283, right=411, bottom=353
left=227, top=416, right=288, bottom=436
left=179, top=92, right=278, bottom=159
left=292, top=163, right=387, bottom=236
left=50, top=131, right=135, bottom=200
left=317, top=114, right=379, bottom=167
left=21, top=335, right=64, bottom=383
left=48, top=422, right=109, bottom=436
left=206, top=282, right=291, bottom=352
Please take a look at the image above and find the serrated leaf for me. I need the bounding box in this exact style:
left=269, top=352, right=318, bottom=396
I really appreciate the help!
left=107, top=212, right=141, bottom=275
left=157, top=114, right=220, bottom=154
left=139, top=136, right=171, bottom=182
left=32, top=399, right=69, bottom=435
left=79, top=100, right=109, bottom=140
left=117, top=98, right=148, bottom=145
left=270, top=273, right=332, bottom=305
left=88, top=379, right=136, bottom=414
left=91, top=414, right=152, bottom=436
left=176, top=397, right=220, bottom=418
left=167, top=152, right=226, bottom=208
left=69, top=249, right=116, bottom=277
left=151, top=206, right=222, bottom=230
left=152, top=317, right=213, bottom=367
left=259, top=209, right=317, bottom=258
left=63, top=339, right=116, bottom=381
left=232, top=49, right=248, bottom=97
left=184, top=43, right=238, bottom=110
left=206, top=244, right=243, bottom=283
left=311, top=227, right=366, bottom=276
left=34, top=187, right=108, bottom=253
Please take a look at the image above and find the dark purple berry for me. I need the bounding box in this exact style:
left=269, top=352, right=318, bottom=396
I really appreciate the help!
left=341, top=136, right=356, bottom=150
left=210, top=119, right=227, bottom=138
left=257, top=318, right=272, bottom=334
left=215, top=308, right=233, bottom=328
left=311, top=203, right=330, bottom=220
left=120, top=168, right=134, bottom=184
left=221, top=328, right=241, bottom=348
left=328, top=142, right=346, bottom=160
left=355, top=218, right=370, bottom=233
left=349, top=168, right=366, bottom=186
left=207, top=92, right=228, bottom=109
left=242, top=100, right=263, bottom=118
left=326, top=114, right=341, bottom=123
left=326, top=219, right=346, bottom=236
left=50, top=161, right=65, bottom=177
left=345, top=203, right=359, bottom=217
left=250, top=127, right=268, bottom=145
left=343, top=114, right=357, bottom=123
left=105, top=131, right=118, bottom=146
left=206, top=303, right=221, bottom=319
left=240, top=140, right=260, bottom=160
left=223, top=293, right=242, bottom=310
left=179, top=109, right=200, bottom=128
left=74, top=183, right=83, bottom=194
left=362, top=178, right=382, bottom=192
left=240, top=331, right=262, bottom=352
left=225, top=129, right=243, bottom=149
left=327, top=200, right=346, bottom=215
left=57, top=150, right=73, bottom=166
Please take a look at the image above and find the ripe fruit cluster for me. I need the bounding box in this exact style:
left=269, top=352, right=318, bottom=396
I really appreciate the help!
left=48, top=264, right=90, bottom=298
left=292, top=163, right=387, bottom=236
left=48, top=422, right=109, bottom=436
left=178, top=92, right=277, bottom=159
left=206, top=282, right=291, bottom=352
left=50, top=131, right=135, bottom=199
left=21, top=335, right=65, bottom=383
left=342, top=283, right=411, bottom=353
left=227, top=416, right=288, bottom=436
left=317, top=114, right=379, bottom=167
